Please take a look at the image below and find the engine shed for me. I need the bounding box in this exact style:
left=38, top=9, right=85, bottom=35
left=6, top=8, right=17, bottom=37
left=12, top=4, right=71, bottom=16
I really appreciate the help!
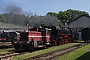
left=69, top=15, right=90, bottom=40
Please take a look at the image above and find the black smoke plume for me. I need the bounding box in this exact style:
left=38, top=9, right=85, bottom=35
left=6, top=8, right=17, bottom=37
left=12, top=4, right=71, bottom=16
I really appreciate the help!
left=29, top=15, right=59, bottom=27
left=4, top=5, right=23, bottom=14
left=1, top=2, right=28, bottom=15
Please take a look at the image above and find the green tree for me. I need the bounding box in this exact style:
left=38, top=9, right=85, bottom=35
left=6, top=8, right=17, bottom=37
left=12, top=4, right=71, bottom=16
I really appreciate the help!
left=47, top=12, right=57, bottom=17
left=57, top=9, right=89, bottom=25
left=0, top=14, right=7, bottom=22
left=3, top=13, right=27, bottom=26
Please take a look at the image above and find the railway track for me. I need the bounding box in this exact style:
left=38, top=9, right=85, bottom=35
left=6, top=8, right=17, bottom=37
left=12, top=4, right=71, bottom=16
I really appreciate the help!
left=24, top=43, right=89, bottom=60
left=0, top=51, right=29, bottom=60
left=0, top=43, right=88, bottom=60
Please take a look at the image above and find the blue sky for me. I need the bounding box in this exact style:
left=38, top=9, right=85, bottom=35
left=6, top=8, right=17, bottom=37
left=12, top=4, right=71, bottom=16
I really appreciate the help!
left=0, top=0, right=90, bottom=15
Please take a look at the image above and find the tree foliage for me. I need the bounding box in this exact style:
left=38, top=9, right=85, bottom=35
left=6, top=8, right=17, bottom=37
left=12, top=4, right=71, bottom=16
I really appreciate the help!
left=0, top=9, right=89, bottom=27
left=47, top=12, right=57, bottom=17
left=0, top=14, right=7, bottom=22
left=47, top=9, right=89, bottom=25
left=57, top=9, right=89, bottom=25
left=3, top=13, right=27, bottom=26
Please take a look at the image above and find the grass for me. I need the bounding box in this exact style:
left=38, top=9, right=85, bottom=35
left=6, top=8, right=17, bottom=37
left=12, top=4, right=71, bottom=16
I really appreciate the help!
left=12, top=43, right=79, bottom=60
left=0, top=48, right=15, bottom=54
left=57, top=44, right=90, bottom=60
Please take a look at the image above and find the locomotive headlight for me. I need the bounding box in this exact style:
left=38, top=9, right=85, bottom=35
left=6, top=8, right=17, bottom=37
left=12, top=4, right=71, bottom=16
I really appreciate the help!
left=27, top=42, right=30, bottom=43
left=14, top=42, right=17, bottom=43
left=46, top=43, right=50, bottom=45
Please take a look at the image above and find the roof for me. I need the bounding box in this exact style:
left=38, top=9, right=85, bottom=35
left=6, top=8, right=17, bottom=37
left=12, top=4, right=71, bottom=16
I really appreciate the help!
left=0, top=22, right=28, bottom=30
left=69, top=15, right=90, bottom=28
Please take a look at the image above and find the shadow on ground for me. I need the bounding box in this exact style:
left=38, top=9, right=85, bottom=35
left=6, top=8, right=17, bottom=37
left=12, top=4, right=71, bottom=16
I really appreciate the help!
left=76, top=52, right=90, bottom=60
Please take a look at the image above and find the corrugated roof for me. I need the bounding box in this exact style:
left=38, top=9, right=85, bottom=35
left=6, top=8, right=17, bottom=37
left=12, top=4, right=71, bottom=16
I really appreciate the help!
left=0, top=22, right=28, bottom=30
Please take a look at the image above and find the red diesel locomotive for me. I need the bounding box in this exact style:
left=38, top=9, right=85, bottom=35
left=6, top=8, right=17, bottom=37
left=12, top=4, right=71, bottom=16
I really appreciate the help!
left=13, top=26, right=75, bottom=50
